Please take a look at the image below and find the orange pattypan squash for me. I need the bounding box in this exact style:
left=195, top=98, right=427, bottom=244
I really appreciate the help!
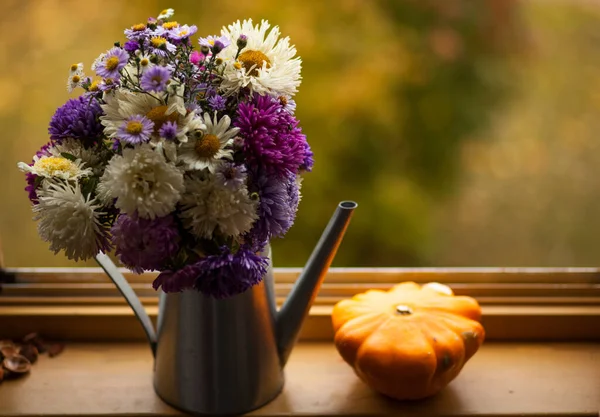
left=332, top=282, right=485, bottom=401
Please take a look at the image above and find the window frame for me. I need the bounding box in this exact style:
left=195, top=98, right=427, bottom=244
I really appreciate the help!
left=1, top=267, right=599, bottom=341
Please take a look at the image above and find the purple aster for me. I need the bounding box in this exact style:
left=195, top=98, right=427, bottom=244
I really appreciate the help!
left=148, top=36, right=177, bottom=56
left=168, top=24, right=198, bottom=41
left=193, top=245, right=269, bottom=299
left=112, top=213, right=181, bottom=274
left=208, top=94, right=226, bottom=111
left=123, top=40, right=140, bottom=53
left=48, top=96, right=104, bottom=146
left=117, top=115, right=154, bottom=145
left=152, top=262, right=201, bottom=293
left=246, top=171, right=299, bottom=249
left=159, top=121, right=178, bottom=140
left=95, top=47, right=129, bottom=80
left=124, top=23, right=150, bottom=41
left=98, top=77, right=120, bottom=92
left=302, top=143, right=314, bottom=172
left=140, top=65, right=172, bottom=92
left=214, top=162, right=247, bottom=190
left=198, top=35, right=231, bottom=54
left=235, top=94, right=309, bottom=177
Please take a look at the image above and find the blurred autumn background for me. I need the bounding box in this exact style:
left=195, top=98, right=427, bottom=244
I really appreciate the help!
left=2, top=0, right=600, bottom=268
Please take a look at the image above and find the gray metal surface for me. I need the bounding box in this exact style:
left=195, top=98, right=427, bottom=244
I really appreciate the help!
left=97, top=201, right=357, bottom=415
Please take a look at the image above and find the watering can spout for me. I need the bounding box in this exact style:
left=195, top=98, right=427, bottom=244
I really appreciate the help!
left=276, top=201, right=357, bottom=365
left=95, top=252, right=158, bottom=356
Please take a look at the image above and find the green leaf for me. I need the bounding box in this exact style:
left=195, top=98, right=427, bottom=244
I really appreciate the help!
left=60, top=152, right=77, bottom=161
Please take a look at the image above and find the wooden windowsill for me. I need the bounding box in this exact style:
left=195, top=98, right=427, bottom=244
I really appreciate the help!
left=0, top=342, right=598, bottom=417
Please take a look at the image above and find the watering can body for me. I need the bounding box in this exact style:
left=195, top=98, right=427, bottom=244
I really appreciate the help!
left=95, top=201, right=357, bottom=416
left=153, top=255, right=282, bottom=415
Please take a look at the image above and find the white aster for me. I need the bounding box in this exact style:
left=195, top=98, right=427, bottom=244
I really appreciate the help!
left=179, top=173, right=258, bottom=239
left=33, top=181, right=109, bottom=262
left=177, top=112, right=239, bottom=173
left=18, top=155, right=92, bottom=181
left=219, top=19, right=302, bottom=97
left=48, top=138, right=105, bottom=176
left=67, top=71, right=84, bottom=93
left=91, top=53, right=106, bottom=72
left=100, top=83, right=192, bottom=142
left=97, top=144, right=184, bottom=219
left=158, top=8, right=175, bottom=20
left=69, top=62, right=84, bottom=75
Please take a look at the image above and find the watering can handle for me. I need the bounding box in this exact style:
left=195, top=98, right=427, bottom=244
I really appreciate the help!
left=95, top=252, right=157, bottom=356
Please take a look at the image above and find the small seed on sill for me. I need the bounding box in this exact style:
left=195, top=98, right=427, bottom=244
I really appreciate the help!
left=3, top=354, right=31, bottom=375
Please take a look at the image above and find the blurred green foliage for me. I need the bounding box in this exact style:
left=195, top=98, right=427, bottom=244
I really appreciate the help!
left=2, top=0, right=600, bottom=269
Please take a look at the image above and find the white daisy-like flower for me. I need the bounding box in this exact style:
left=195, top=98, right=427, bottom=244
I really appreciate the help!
left=179, top=173, right=258, bottom=239
left=48, top=139, right=105, bottom=176
left=177, top=113, right=239, bottom=173
left=91, top=53, right=106, bottom=72
left=33, top=181, right=109, bottom=262
left=100, top=83, right=192, bottom=141
left=97, top=144, right=184, bottom=219
left=67, top=71, right=84, bottom=93
left=18, top=155, right=92, bottom=181
left=219, top=19, right=302, bottom=97
left=157, top=8, right=175, bottom=20
left=69, top=62, right=84, bottom=75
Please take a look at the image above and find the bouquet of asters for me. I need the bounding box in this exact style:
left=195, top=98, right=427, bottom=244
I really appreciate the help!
left=18, top=8, right=313, bottom=299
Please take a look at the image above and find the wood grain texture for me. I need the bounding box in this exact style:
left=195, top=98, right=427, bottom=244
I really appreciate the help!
left=0, top=342, right=598, bottom=417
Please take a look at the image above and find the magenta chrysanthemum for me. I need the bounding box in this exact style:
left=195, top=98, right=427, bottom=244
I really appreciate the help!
left=235, top=94, right=309, bottom=177
left=111, top=213, right=180, bottom=274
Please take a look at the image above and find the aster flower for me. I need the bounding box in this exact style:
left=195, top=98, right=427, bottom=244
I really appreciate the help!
left=23, top=142, right=53, bottom=204
left=214, top=162, right=247, bottom=190
left=48, top=138, right=105, bottom=176
left=137, top=53, right=154, bottom=72
left=159, top=121, right=178, bottom=140
left=111, top=213, right=180, bottom=273
left=218, top=19, right=301, bottom=97
left=91, top=53, right=105, bottom=72
left=198, top=35, right=231, bottom=54
left=178, top=112, right=239, bottom=172
left=140, top=66, right=172, bottom=92
left=117, top=115, right=154, bottom=145
left=152, top=262, right=200, bottom=293
left=66, top=71, right=84, bottom=93
left=235, top=94, right=308, bottom=176
left=69, top=62, right=83, bottom=75
left=157, top=8, right=175, bottom=21
left=100, top=83, right=192, bottom=143
left=48, top=96, right=104, bottom=145
left=246, top=171, right=299, bottom=248
left=95, top=47, right=129, bottom=80
left=18, top=155, right=92, bottom=181
left=193, top=245, right=269, bottom=298
left=98, top=77, right=121, bottom=92
left=168, top=24, right=198, bottom=41
left=124, top=23, right=151, bottom=41
left=98, top=144, right=184, bottom=219
left=179, top=173, right=258, bottom=239
left=123, top=40, right=140, bottom=53
left=33, top=181, right=111, bottom=262
left=148, top=36, right=177, bottom=56
left=208, top=94, right=226, bottom=111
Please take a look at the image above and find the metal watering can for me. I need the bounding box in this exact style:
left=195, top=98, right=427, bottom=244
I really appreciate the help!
left=95, top=201, right=357, bottom=415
